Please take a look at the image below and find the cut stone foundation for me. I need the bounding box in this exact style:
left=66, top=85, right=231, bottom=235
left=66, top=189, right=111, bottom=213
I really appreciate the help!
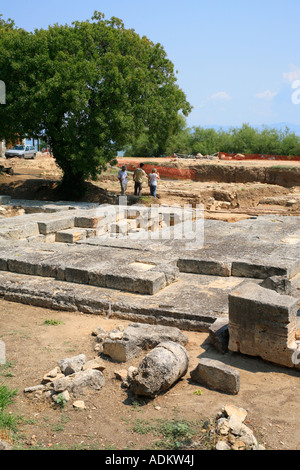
left=0, top=197, right=299, bottom=353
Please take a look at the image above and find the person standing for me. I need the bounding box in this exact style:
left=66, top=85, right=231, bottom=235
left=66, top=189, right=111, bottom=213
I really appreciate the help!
left=148, top=168, right=160, bottom=198
left=118, top=165, right=128, bottom=195
left=133, top=163, right=147, bottom=196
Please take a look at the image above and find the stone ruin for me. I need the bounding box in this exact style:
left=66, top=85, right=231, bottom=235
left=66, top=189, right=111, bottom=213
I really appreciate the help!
left=0, top=194, right=299, bottom=389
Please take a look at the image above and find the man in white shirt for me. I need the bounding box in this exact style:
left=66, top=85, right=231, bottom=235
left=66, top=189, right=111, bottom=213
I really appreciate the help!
left=118, top=166, right=128, bottom=195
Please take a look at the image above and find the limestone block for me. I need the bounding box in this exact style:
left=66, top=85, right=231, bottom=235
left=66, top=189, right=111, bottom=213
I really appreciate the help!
left=56, top=228, right=87, bottom=243
left=177, top=258, right=231, bottom=277
left=190, top=358, right=240, bottom=395
left=231, top=259, right=300, bottom=280
left=104, top=270, right=166, bottom=295
left=110, top=219, right=137, bottom=235
left=228, top=282, right=299, bottom=368
left=64, top=267, right=90, bottom=285
left=260, top=275, right=292, bottom=295
left=38, top=216, right=75, bottom=235
left=0, top=223, right=39, bottom=240
left=75, top=215, right=105, bottom=228
left=209, top=317, right=229, bottom=354
left=102, top=323, right=188, bottom=362
left=68, top=369, right=105, bottom=396
left=58, top=354, right=86, bottom=376
left=51, top=369, right=105, bottom=396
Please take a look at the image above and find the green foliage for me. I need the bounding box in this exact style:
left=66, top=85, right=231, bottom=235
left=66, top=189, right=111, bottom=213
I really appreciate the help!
left=0, top=12, right=191, bottom=197
left=0, top=380, right=18, bottom=431
left=125, top=122, right=300, bottom=157
left=0, top=383, right=17, bottom=411
left=131, top=417, right=213, bottom=450
left=53, top=393, right=67, bottom=409
left=43, top=319, right=64, bottom=326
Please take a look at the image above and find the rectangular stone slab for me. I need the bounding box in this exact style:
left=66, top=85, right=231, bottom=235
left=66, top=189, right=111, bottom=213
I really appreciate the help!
left=228, top=282, right=299, bottom=368
left=38, top=216, right=75, bottom=235
left=177, top=258, right=231, bottom=277
left=231, top=259, right=300, bottom=279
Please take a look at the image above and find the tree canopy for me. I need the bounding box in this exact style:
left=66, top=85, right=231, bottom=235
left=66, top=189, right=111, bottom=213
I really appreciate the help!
left=0, top=12, right=191, bottom=196
left=125, top=122, right=300, bottom=157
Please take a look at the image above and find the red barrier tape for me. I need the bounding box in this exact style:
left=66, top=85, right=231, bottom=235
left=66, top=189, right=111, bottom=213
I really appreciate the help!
left=117, top=162, right=195, bottom=180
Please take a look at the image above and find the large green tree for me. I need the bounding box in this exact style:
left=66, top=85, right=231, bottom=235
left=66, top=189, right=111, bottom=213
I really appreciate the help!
left=0, top=12, right=191, bottom=196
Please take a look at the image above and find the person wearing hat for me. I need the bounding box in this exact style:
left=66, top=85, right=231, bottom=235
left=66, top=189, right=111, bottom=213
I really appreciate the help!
left=118, top=165, right=128, bottom=195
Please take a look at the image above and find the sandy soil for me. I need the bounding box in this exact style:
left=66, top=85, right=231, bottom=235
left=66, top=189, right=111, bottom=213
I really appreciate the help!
left=1, top=299, right=300, bottom=451
left=0, top=154, right=299, bottom=451
left=1, top=154, right=300, bottom=218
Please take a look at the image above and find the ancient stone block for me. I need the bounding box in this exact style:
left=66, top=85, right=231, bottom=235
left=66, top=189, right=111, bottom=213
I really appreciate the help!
left=56, top=229, right=87, bottom=243
left=38, top=216, right=75, bottom=235
left=190, top=358, right=240, bottom=395
left=58, top=354, right=86, bottom=376
left=104, top=271, right=166, bottom=295
left=228, top=282, right=299, bottom=368
left=209, top=317, right=229, bottom=354
left=75, top=215, right=105, bottom=229
left=231, top=259, right=300, bottom=280
left=102, top=323, right=188, bottom=362
left=260, top=275, right=292, bottom=295
left=64, top=267, right=90, bottom=285
left=177, top=258, right=231, bottom=277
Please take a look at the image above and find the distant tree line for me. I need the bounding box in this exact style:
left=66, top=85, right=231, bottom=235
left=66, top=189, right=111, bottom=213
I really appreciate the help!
left=124, top=121, right=300, bottom=157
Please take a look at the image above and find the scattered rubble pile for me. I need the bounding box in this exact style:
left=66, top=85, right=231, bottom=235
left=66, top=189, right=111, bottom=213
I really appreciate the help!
left=24, top=353, right=106, bottom=405
left=212, top=405, right=265, bottom=451
left=19, top=320, right=270, bottom=450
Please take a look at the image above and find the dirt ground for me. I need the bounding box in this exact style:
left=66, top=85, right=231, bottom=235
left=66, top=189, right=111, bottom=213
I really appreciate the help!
left=1, top=299, right=300, bottom=451
left=1, top=154, right=300, bottom=218
left=0, top=154, right=300, bottom=451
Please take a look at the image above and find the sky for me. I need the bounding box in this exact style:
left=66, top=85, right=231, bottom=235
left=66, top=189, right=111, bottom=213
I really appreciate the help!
left=1, top=0, right=300, bottom=130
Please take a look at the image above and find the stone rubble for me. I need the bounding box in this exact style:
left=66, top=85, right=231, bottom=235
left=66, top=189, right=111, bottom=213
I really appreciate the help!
left=23, top=323, right=190, bottom=403
left=24, top=353, right=106, bottom=402
left=211, top=405, right=265, bottom=450
left=19, top=319, right=291, bottom=450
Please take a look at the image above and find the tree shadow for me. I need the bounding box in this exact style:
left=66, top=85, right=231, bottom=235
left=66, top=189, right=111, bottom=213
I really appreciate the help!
left=0, top=177, right=117, bottom=204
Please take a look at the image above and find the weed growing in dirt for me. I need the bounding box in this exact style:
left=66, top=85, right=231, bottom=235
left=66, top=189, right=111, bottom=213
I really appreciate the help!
left=0, top=379, right=18, bottom=431
left=43, top=319, right=64, bottom=326
left=131, top=417, right=214, bottom=450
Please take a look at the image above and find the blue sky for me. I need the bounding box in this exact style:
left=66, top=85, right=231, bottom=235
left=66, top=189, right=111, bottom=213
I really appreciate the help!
left=1, top=0, right=300, bottom=129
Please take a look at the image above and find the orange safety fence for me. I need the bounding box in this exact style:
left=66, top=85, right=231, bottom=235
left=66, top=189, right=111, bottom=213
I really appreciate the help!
left=219, top=152, right=300, bottom=161
left=116, top=161, right=196, bottom=180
